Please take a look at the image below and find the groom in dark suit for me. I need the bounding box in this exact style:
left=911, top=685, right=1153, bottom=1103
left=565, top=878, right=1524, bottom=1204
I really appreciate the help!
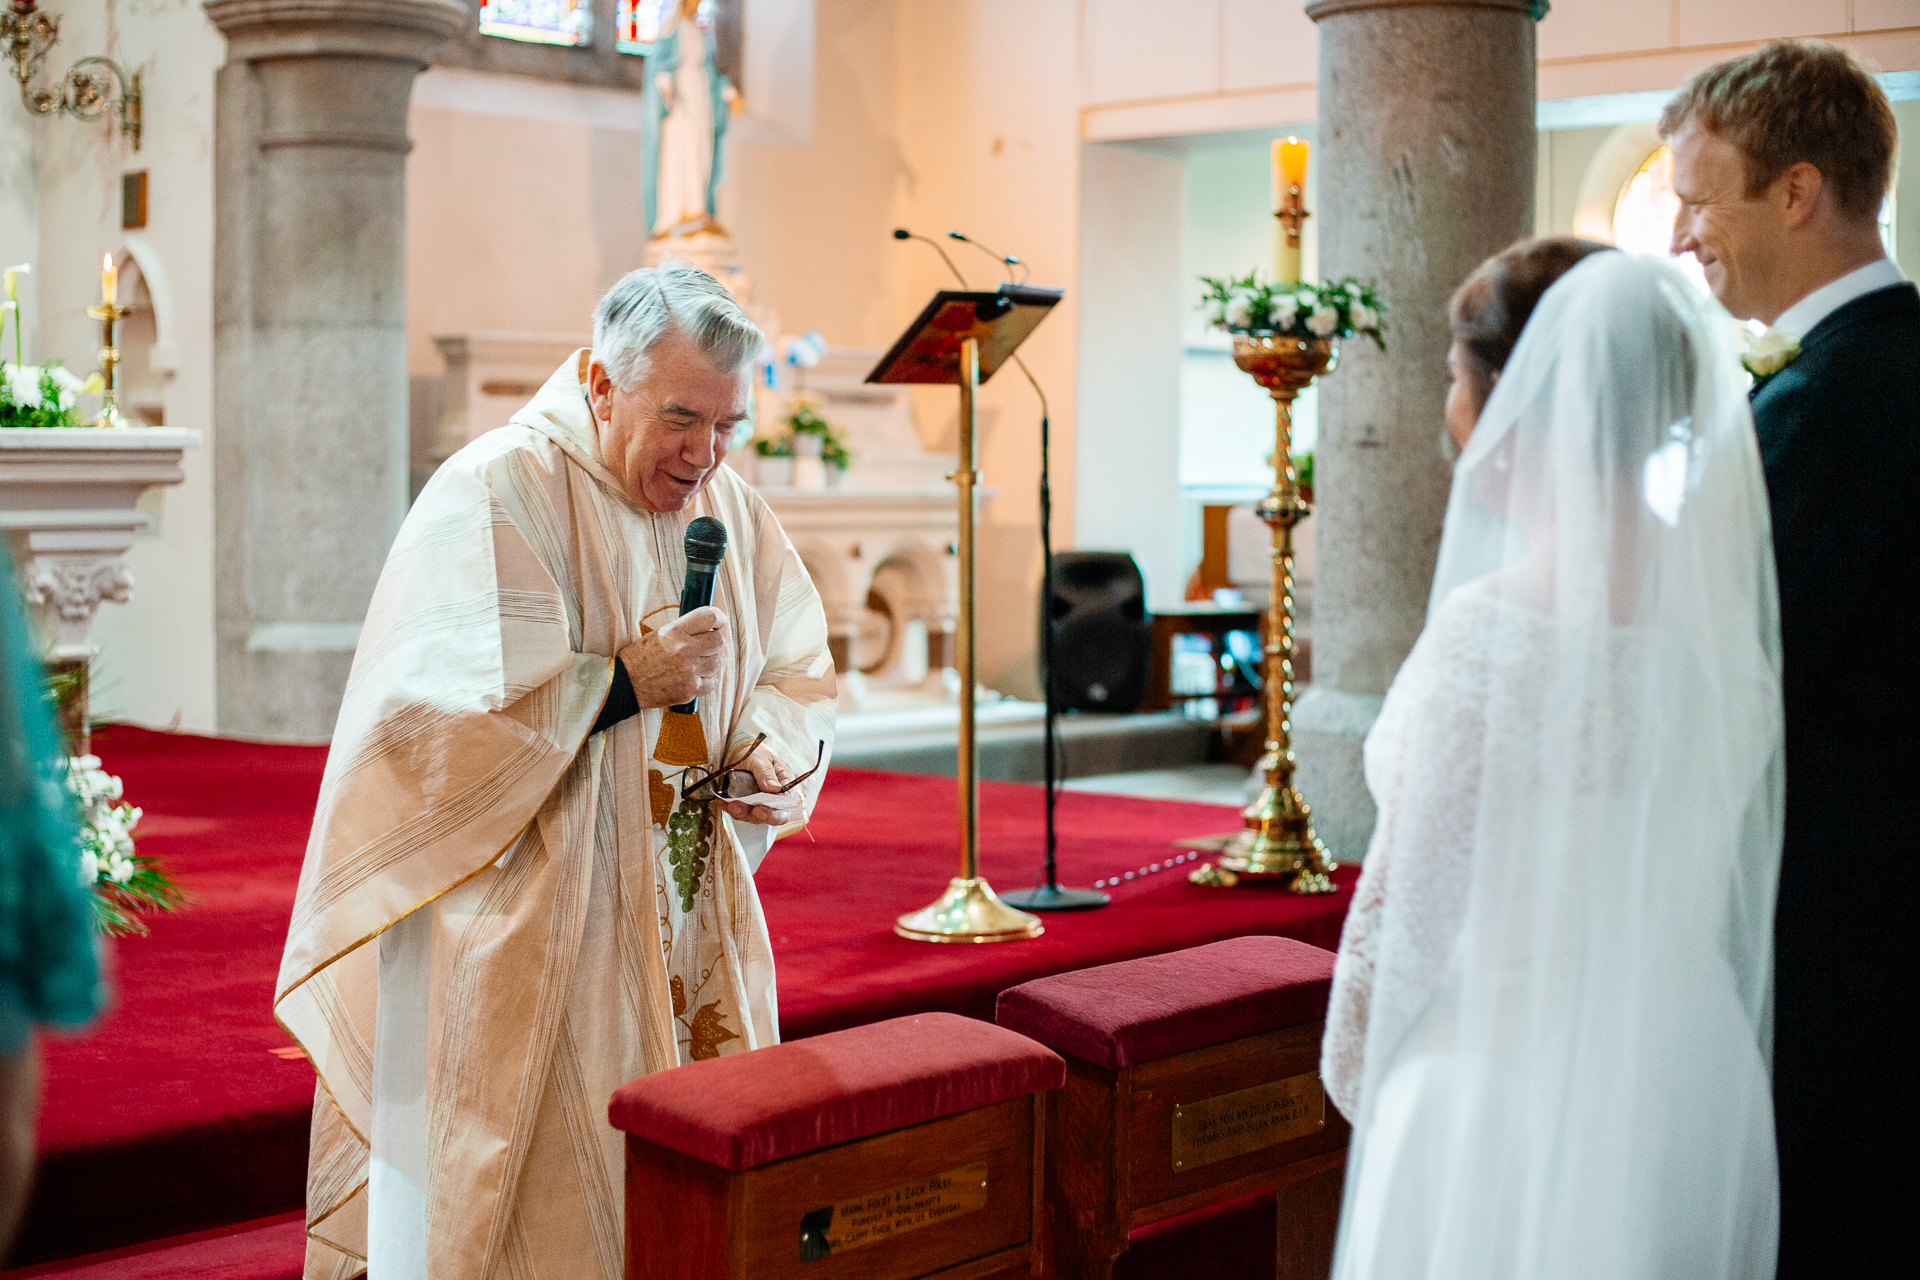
left=1666, top=41, right=1917, bottom=1276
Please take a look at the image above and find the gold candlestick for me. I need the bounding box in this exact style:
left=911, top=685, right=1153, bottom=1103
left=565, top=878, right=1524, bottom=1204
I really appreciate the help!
left=1191, top=334, right=1338, bottom=894
left=85, top=300, right=131, bottom=429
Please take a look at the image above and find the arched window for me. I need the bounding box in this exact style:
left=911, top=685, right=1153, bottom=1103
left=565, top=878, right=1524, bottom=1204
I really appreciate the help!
left=1612, top=146, right=1708, bottom=292
left=478, top=0, right=593, bottom=47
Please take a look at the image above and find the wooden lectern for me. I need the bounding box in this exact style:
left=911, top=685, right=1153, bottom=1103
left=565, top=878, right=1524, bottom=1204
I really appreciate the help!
left=868, top=286, right=1063, bottom=944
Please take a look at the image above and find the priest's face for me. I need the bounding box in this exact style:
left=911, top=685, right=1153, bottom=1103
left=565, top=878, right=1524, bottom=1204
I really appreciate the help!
left=589, top=331, right=750, bottom=512
left=1669, top=122, right=1786, bottom=322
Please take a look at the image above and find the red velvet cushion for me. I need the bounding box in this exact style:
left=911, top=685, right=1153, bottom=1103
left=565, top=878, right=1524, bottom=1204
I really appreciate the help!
left=994, top=935, right=1335, bottom=1070
left=607, top=1012, right=1064, bottom=1172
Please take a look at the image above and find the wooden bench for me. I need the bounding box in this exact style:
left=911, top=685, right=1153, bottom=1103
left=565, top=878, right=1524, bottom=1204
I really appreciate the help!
left=608, top=1011, right=1064, bottom=1280
left=995, top=936, right=1347, bottom=1280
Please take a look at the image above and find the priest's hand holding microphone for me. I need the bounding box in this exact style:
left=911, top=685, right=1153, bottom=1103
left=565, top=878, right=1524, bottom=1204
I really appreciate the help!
left=615, top=517, right=804, bottom=827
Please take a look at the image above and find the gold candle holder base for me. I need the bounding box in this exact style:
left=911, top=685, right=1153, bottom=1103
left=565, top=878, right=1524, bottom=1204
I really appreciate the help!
left=1189, top=333, right=1339, bottom=896
left=86, top=300, right=132, bottom=430
left=895, top=877, right=1045, bottom=944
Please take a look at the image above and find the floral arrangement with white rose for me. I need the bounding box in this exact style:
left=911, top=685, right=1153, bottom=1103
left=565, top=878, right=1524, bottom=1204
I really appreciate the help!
left=1, top=262, right=105, bottom=429
left=1199, top=272, right=1389, bottom=351
left=66, top=753, right=184, bottom=936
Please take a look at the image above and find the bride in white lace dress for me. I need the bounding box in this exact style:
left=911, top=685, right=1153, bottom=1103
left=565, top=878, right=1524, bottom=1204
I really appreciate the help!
left=1323, top=252, right=1784, bottom=1279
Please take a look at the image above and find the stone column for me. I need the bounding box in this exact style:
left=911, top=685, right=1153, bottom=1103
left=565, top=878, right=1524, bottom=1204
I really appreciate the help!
left=206, top=0, right=464, bottom=738
left=1297, top=0, right=1537, bottom=857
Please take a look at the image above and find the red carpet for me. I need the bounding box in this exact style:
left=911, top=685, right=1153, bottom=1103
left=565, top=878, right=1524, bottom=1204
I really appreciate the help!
left=15, top=726, right=1353, bottom=1270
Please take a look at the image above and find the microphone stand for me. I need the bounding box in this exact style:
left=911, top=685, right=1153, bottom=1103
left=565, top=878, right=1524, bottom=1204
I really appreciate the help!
left=936, top=236, right=1108, bottom=914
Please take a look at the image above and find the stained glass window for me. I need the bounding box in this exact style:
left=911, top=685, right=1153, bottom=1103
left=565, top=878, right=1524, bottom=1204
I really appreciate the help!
left=479, top=0, right=593, bottom=48
left=617, top=0, right=714, bottom=55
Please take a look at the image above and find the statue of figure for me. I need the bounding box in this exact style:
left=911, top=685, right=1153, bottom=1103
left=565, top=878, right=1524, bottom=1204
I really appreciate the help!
left=642, top=0, right=739, bottom=239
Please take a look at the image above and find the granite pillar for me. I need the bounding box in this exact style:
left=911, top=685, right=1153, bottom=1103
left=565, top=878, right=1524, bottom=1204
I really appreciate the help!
left=207, top=0, right=464, bottom=738
left=1298, top=0, right=1537, bottom=857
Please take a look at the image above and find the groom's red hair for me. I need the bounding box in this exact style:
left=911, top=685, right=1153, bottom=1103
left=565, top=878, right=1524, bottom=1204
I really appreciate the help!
left=1660, top=40, right=1896, bottom=225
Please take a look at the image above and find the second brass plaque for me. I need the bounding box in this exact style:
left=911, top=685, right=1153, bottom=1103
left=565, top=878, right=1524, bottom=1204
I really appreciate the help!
left=1171, top=1071, right=1324, bottom=1172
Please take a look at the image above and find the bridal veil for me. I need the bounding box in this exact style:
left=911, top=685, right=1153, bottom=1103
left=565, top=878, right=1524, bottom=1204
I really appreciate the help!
left=1333, top=254, right=1784, bottom=1279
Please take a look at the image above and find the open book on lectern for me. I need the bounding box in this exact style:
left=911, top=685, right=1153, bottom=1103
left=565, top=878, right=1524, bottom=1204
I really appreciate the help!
left=864, top=286, right=1064, bottom=386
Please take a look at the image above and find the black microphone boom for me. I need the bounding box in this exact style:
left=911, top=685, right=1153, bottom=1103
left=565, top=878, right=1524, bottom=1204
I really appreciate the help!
left=892, top=227, right=971, bottom=289
left=669, top=516, right=729, bottom=715
left=946, top=229, right=1027, bottom=284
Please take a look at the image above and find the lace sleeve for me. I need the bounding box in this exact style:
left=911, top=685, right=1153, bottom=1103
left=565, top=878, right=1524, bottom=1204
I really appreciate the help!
left=1322, top=840, right=1388, bottom=1120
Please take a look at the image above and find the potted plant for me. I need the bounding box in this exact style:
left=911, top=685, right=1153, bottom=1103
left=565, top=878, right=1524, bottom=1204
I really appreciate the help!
left=751, top=433, right=793, bottom=486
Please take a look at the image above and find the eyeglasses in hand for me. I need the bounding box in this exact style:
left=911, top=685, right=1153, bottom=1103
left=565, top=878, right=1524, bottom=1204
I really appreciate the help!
left=680, top=735, right=827, bottom=805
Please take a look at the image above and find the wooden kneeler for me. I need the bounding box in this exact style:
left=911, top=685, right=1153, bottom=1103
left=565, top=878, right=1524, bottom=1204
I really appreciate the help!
left=608, top=1012, right=1065, bottom=1280
left=995, top=937, right=1348, bottom=1280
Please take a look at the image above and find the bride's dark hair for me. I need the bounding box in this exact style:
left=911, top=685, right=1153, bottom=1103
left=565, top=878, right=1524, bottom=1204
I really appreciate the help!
left=1450, top=237, right=1614, bottom=413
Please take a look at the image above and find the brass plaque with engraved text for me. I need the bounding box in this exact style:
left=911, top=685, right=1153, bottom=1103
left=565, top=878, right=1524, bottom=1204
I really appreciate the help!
left=798, top=1161, right=989, bottom=1262
left=1171, top=1071, right=1325, bottom=1172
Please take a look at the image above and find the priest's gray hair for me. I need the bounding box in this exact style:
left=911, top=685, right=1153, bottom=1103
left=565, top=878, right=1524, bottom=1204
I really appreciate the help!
left=592, top=257, right=763, bottom=390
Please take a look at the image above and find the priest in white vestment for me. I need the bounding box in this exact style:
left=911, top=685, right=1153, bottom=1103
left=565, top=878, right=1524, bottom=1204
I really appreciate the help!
left=275, top=260, right=837, bottom=1280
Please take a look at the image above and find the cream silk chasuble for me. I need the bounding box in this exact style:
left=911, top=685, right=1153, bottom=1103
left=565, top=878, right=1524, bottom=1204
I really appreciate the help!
left=274, top=353, right=837, bottom=1280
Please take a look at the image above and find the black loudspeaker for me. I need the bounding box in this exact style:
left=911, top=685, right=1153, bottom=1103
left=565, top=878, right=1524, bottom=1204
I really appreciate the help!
left=1046, top=551, right=1151, bottom=713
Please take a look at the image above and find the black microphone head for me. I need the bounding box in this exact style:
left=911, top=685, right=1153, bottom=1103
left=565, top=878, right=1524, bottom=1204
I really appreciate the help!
left=684, top=516, right=728, bottom=566
left=947, top=229, right=967, bottom=240
left=892, top=227, right=911, bottom=240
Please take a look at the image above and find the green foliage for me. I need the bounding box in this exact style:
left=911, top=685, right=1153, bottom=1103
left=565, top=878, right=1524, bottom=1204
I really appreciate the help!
left=89, top=852, right=188, bottom=938
left=666, top=800, right=714, bottom=913
left=1197, top=272, right=1390, bottom=353
left=786, top=399, right=854, bottom=470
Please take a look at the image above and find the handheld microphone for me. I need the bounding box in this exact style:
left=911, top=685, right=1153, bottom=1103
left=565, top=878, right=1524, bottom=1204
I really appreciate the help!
left=669, top=516, right=729, bottom=715
left=891, top=227, right=971, bottom=289
left=946, top=229, right=1027, bottom=284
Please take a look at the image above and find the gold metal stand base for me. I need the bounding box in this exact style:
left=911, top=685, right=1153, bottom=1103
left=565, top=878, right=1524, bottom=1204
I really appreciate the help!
left=1188, top=767, right=1337, bottom=895
left=895, top=877, right=1045, bottom=943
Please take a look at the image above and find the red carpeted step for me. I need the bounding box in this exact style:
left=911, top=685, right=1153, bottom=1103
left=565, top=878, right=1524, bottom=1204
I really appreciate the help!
left=0, top=1212, right=304, bottom=1280
left=20, top=726, right=1352, bottom=1269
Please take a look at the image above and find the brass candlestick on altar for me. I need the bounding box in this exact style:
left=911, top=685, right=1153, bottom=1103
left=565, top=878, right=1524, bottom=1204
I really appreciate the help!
left=85, top=299, right=131, bottom=429
left=1190, top=334, right=1338, bottom=894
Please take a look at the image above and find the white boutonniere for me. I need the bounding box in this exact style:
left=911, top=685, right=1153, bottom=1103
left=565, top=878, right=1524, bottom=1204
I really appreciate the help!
left=1742, top=328, right=1801, bottom=379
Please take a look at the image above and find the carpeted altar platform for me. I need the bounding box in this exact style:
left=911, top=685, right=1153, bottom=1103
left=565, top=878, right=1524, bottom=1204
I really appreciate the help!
left=12, top=725, right=1354, bottom=1274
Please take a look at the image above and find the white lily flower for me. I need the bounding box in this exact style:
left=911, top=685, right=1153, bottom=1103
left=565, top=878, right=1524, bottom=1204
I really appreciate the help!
left=1307, top=305, right=1340, bottom=337
left=1294, top=290, right=1315, bottom=309
left=1271, top=298, right=1300, bottom=328
left=4, top=262, right=28, bottom=302
left=110, top=855, right=136, bottom=885
left=1225, top=297, right=1254, bottom=329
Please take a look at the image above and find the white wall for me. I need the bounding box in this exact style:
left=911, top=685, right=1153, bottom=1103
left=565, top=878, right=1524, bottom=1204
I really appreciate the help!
left=1082, top=0, right=1920, bottom=140
left=11, top=4, right=223, bottom=733
left=1075, top=142, right=1185, bottom=611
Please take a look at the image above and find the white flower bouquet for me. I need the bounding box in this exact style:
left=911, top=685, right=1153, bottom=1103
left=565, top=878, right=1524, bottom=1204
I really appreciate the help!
left=1199, top=271, right=1389, bottom=351
left=67, top=754, right=183, bottom=936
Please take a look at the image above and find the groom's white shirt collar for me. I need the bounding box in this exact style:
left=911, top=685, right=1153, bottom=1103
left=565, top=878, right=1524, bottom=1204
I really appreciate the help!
left=1771, top=257, right=1907, bottom=341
